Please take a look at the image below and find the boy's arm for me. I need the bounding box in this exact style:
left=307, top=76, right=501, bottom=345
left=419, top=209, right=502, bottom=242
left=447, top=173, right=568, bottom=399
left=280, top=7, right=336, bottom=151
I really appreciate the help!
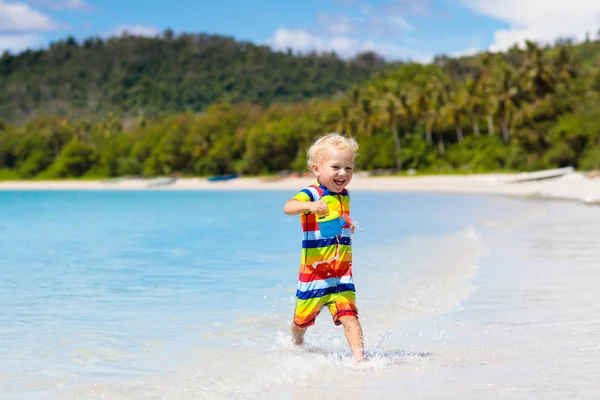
left=284, top=199, right=313, bottom=215
left=283, top=199, right=328, bottom=216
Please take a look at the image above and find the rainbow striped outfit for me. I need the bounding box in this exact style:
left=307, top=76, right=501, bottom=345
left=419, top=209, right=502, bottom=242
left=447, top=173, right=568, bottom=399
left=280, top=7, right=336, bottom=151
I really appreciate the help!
left=292, top=183, right=358, bottom=328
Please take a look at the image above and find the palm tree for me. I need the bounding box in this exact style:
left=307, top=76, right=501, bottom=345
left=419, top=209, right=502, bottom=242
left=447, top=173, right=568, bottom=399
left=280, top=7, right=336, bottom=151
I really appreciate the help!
left=336, top=87, right=362, bottom=136
left=465, top=78, right=483, bottom=136
left=477, top=52, right=498, bottom=136
left=373, top=80, right=406, bottom=169
left=495, top=63, right=520, bottom=144
left=386, top=97, right=403, bottom=169
left=553, top=45, right=578, bottom=89
left=336, top=100, right=360, bottom=137
left=441, top=83, right=468, bottom=143
left=360, top=97, right=374, bottom=136
left=414, top=85, right=434, bottom=145
left=519, top=40, right=555, bottom=100
left=427, top=77, right=447, bottom=154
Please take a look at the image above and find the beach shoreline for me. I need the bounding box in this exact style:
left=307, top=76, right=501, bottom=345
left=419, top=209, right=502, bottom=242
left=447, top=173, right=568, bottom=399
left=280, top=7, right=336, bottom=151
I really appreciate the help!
left=3, top=173, right=600, bottom=399
left=1, top=171, right=600, bottom=206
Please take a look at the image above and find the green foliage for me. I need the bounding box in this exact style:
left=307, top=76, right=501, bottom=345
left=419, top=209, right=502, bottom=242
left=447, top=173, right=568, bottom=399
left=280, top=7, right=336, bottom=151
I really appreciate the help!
left=0, top=34, right=391, bottom=123
left=41, top=138, right=97, bottom=178
left=2, top=33, right=600, bottom=180
left=445, top=135, right=510, bottom=171
left=0, top=168, right=21, bottom=180
left=18, top=147, right=54, bottom=177
left=579, top=142, right=600, bottom=170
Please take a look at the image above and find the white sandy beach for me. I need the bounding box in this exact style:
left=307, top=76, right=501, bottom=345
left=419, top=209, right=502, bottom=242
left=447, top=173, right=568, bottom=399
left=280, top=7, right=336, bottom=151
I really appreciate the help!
left=1, top=170, right=600, bottom=206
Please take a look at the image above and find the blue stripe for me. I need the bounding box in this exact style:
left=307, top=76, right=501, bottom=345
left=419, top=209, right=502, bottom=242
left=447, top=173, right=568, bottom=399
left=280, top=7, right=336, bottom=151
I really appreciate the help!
left=300, top=188, right=315, bottom=201
left=321, top=188, right=349, bottom=197
left=296, top=283, right=356, bottom=300
left=303, top=228, right=352, bottom=241
left=302, top=236, right=352, bottom=248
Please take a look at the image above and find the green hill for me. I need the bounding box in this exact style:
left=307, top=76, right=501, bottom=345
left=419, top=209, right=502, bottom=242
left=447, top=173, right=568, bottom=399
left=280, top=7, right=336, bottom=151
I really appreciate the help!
left=0, top=31, right=392, bottom=123
left=2, top=36, right=600, bottom=179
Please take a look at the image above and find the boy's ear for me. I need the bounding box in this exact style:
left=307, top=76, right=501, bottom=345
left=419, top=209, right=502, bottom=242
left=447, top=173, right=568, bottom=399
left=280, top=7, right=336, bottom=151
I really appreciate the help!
left=311, top=163, right=319, bottom=175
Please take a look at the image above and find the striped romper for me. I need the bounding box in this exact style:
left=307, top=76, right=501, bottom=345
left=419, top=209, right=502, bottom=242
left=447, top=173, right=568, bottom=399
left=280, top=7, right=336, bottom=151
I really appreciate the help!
left=292, top=183, right=358, bottom=328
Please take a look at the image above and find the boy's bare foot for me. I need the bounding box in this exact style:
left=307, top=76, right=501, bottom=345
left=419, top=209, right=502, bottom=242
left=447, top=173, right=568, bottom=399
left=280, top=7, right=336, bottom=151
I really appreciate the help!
left=291, top=324, right=307, bottom=345
left=352, top=347, right=365, bottom=363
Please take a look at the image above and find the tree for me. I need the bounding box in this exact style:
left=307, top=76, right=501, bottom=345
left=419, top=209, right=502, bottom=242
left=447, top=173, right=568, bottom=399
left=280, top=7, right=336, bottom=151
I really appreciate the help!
left=43, top=138, right=96, bottom=177
left=414, top=85, right=434, bottom=145
left=441, top=83, right=468, bottom=143
left=373, top=81, right=409, bottom=169
left=495, top=63, right=520, bottom=144
left=465, top=78, right=483, bottom=136
left=477, top=53, right=498, bottom=136
left=519, top=40, right=555, bottom=100
left=427, top=76, right=449, bottom=154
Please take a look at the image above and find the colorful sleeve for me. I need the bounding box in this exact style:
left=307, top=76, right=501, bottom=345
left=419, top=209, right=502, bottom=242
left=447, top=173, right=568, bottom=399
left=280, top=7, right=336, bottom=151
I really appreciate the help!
left=293, top=186, right=320, bottom=202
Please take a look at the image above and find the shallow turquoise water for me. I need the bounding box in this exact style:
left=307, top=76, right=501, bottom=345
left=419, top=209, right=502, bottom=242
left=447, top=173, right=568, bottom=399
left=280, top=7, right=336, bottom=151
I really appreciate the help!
left=0, top=189, right=550, bottom=399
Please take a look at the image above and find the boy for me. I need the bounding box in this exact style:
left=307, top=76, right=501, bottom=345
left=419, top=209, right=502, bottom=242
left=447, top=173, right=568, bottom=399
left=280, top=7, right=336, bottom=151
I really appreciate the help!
left=283, top=132, right=365, bottom=362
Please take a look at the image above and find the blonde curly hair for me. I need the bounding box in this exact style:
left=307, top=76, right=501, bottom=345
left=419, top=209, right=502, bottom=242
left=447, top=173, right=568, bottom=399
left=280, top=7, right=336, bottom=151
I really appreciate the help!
left=306, top=132, right=359, bottom=170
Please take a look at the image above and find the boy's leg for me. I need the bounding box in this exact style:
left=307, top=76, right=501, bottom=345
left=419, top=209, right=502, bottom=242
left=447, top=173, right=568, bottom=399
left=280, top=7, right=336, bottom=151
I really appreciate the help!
left=291, top=323, right=307, bottom=345
left=338, top=315, right=364, bottom=362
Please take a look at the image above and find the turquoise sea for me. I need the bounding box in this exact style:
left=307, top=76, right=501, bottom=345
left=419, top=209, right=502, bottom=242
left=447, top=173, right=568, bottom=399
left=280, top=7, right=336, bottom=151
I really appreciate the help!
left=1, top=189, right=599, bottom=399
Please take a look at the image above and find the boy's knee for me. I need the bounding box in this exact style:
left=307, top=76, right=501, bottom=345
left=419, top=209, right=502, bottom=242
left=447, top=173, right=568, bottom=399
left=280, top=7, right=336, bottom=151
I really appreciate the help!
left=338, top=315, right=360, bottom=326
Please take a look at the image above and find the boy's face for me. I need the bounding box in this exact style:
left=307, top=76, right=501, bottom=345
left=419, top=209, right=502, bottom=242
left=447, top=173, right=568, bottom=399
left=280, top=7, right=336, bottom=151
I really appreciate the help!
left=311, top=147, right=355, bottom=192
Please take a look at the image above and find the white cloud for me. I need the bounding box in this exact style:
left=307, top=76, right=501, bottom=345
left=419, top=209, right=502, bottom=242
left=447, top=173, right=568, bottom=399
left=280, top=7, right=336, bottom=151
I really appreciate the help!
left=268, top=27, right=431, bottom=61
left=317, top=11, right=413, bottom=37
left=0, top=33, right=43, bottom=53
left=274, top=1, right=424, bottom=61
left=29, top=0, right=93, bottom=11
left=0, top=0, right=60, bottom=32
left=110, top=24, right=161, bottom=38
left=268, top=2, right=425, bottom=61
left=461, top=0, right=600, bottom=51
left=270, top=28, right=323, bottom=53
left=449, top=47, right=480, bottom=58
left=0, top=0, right=61, bottom=53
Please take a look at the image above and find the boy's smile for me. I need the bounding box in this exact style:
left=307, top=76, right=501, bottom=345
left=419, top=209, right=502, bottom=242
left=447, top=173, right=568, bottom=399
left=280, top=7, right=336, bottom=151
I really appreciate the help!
left=312, top=147, right=355, bottom=192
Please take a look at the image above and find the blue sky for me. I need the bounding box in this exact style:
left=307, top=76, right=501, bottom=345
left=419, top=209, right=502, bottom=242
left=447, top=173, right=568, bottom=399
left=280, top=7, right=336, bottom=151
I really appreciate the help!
left=2, top=0, right=600, bottom=61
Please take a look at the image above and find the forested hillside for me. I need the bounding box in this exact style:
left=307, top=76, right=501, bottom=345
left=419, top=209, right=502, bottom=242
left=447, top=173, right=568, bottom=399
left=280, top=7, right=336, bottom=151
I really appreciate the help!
left=1, top=34, right=600, bottom=180
left=0, top=31, right=389, bottom=123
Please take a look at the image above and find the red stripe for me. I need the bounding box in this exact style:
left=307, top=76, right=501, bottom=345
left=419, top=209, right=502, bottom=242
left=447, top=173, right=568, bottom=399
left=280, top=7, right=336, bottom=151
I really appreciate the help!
left=301, top=221, right=319, bottom=232
left=297, top=261, right=353, bottom=282
left=310, top=185, right=324, bottom=197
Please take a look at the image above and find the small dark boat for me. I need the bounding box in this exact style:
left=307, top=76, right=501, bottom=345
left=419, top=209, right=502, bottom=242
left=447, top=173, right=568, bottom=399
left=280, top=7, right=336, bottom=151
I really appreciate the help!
left=207, top=174, right=240, bottom=182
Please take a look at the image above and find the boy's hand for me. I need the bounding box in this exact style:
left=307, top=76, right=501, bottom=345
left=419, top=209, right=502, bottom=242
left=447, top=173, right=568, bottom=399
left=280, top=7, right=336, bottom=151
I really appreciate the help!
left=310, top=200, right=329, bottom=216
left=343, top=215, right=355, bottom=234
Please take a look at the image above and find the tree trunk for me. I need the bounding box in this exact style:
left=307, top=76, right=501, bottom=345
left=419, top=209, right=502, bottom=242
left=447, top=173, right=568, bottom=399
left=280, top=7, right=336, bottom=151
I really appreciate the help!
left=425, top=120, right=433, bottom=145
left=501, top=119, right=510, bottom=143
left=472, top=115, right=480, bottom=136
left=454, top=112, right=463, bottom=142
left=437, top=132, right=445, bottom=154
left=456, top=125, right=464, bottom=142
left=391, top=123, right=402, bottom=170
left=487, top=114, right=495, bottom=136
left=52, top=141, right=60, bottom=158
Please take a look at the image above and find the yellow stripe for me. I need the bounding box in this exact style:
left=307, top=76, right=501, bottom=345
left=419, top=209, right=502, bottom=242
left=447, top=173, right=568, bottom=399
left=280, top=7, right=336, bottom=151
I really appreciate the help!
left=295, top=291, right=356, bottom=310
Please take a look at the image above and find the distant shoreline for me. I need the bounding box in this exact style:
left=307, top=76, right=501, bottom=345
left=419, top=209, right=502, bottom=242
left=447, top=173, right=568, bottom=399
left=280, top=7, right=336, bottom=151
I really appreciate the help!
left=1, top=171, right=600, bottom=206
